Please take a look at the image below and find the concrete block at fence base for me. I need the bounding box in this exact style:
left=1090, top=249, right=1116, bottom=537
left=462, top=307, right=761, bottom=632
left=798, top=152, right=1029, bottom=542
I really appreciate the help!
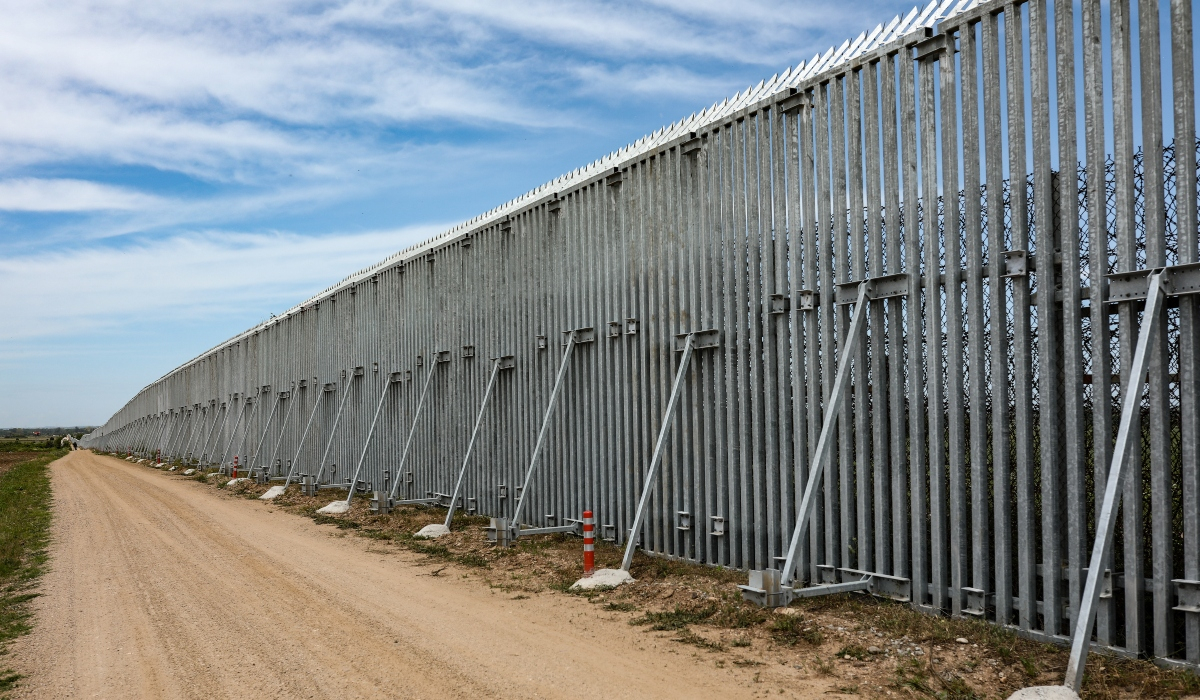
left=571, top=568, right=635, bottom=591
left=415, top=524, right=450, bottom=539
left=317, top=500, right=350, bottom=515
left=260, top=485, right=285, bottom=500
left=224, top=478, right=249, bottom=487
left=168, top=466, right=177, bottom=471
left=1006, top=687, right=1080, bottom=700
left=183, top=468, right=196, bottom=476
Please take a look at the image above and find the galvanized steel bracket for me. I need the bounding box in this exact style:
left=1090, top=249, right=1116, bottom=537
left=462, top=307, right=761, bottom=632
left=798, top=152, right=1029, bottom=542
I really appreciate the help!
left=1172, top=579, right=1200, bottom=614
left=740, top=567, right=910, bottom=607
left=562, top=327, right=596, bottom=344
left=798, top=289, right=817, bottom=310
left=834, top=273, right=911, bottom=305
left=490, top=354, right=516, bottom=370
left=777, top=89, right=809, bottom=114
left=738, top=568, right=793, bottom=608
left=963, top=586, right=987, bottom=617
left=673, top=329, right=719, bottom=351
left=1002, top=250, right=1029, bottom=278
left=323, top=382, right=337, bottom=392
left=769, top=293, right=790, bottom=314
left=914, top=31, right=952, bottom=60
left=1107, top=262, right=1200, bottom=302
left=487, top=517, right=515, bottom=546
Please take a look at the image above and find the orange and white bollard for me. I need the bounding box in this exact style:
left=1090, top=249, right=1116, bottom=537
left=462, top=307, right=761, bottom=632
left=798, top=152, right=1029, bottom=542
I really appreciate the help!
left=582, top=510, right=595, bottom=577
left=233, top=456, right=239, bottom=479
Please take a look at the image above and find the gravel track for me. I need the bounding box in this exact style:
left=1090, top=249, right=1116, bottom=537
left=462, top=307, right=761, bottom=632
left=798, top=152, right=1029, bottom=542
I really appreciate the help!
left=9, top=451, right=837, bottom=699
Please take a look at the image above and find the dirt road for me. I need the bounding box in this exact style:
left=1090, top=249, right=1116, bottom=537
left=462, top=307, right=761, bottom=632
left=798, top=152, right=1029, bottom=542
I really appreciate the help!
left=10, top=451, right=837, bottom=699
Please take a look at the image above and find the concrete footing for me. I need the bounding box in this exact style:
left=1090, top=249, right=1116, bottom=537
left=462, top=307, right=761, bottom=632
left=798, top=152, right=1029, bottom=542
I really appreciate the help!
left=570, top=569, right=635, bottom=591
left=260, top=485, right=286, bottom=500
left=316, top=500, right=350, bottom=515
left=415, top=524, right=450, bottom=539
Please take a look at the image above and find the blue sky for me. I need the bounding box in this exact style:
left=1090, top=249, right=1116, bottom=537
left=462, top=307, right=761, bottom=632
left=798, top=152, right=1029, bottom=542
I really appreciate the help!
left=0, top=0, right=933, bottom=427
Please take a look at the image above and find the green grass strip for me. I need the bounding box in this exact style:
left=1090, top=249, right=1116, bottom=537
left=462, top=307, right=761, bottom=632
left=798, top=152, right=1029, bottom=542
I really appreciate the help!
left=0, top=449, right=65, bottom=693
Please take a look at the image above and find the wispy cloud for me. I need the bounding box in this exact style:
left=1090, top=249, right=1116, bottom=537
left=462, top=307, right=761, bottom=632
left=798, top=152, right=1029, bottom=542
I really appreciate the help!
left=0, top=0, right=898, bottom=184
left=0, top=178, right=164, bottom=212
left=0, top=226, right=446, bottom=342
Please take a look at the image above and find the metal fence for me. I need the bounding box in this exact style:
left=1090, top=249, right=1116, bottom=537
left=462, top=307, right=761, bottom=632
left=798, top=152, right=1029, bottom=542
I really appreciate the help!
left=84, top=0, right=1199, bottom=676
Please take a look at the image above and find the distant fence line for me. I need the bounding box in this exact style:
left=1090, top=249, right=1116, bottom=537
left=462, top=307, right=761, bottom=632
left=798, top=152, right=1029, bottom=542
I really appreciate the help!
left=85, top=0, right=1200, bottom=675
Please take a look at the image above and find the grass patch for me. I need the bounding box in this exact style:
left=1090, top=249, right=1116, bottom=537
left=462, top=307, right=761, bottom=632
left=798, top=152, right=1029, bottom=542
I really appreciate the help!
left=769, top=613, right=824, bottom=647
left=0, top=440, right=62, bottom=453
left=836, top=644, right=870, bottom=661
left=602, top=602, right=638, bottom=612
left=630, top=604, right=717, bottom=631
left=673, top=629, right=725, bottom=651
left=708, top=597, right=769, bottom=629
left=312, top=514, right=361, bottom=530
left=0, top=449, right=66, bottom=692
left=397, top=535, right=489, bottom=568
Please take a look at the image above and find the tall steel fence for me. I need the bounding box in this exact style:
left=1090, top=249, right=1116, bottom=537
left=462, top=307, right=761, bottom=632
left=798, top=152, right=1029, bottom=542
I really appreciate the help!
left=84, top=0, right=1199, bottom=673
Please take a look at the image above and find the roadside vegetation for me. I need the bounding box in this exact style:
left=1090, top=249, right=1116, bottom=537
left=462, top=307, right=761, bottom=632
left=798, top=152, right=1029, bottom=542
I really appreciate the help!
left=0, top=448, right=66, bottom=692
left=111, top=452, right=1200, bottom=699
left=0, top=438, right=68, bottom=453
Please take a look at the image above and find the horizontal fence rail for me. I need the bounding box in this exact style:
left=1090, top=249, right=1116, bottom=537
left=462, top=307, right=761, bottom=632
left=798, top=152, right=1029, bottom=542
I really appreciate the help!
left=84, top=0, right=1200, bottom=676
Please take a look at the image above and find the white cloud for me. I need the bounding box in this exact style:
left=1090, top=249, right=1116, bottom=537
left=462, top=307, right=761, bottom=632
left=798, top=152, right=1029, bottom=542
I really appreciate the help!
left=0, top=226, right=447, bottom=341
left=0, top=0, right=898, bottom=184
left=0, top=178, right=163, bottom=212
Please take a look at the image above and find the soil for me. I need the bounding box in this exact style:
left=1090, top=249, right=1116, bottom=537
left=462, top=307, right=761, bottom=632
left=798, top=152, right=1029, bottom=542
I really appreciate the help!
left=234, top=470, right=1200, bottom=700
left=7, top=451, right=845, bottom=699
left=0, top=452, right=41, bottom=478
left=11, top=451, right=1200, bottom=699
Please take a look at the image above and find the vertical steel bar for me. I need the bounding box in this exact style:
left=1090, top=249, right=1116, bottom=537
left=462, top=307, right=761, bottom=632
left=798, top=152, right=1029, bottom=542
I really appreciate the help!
left=1169, top=0, right=1200, bottom=665
left=1070, top=0, right=1098, bottom=636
